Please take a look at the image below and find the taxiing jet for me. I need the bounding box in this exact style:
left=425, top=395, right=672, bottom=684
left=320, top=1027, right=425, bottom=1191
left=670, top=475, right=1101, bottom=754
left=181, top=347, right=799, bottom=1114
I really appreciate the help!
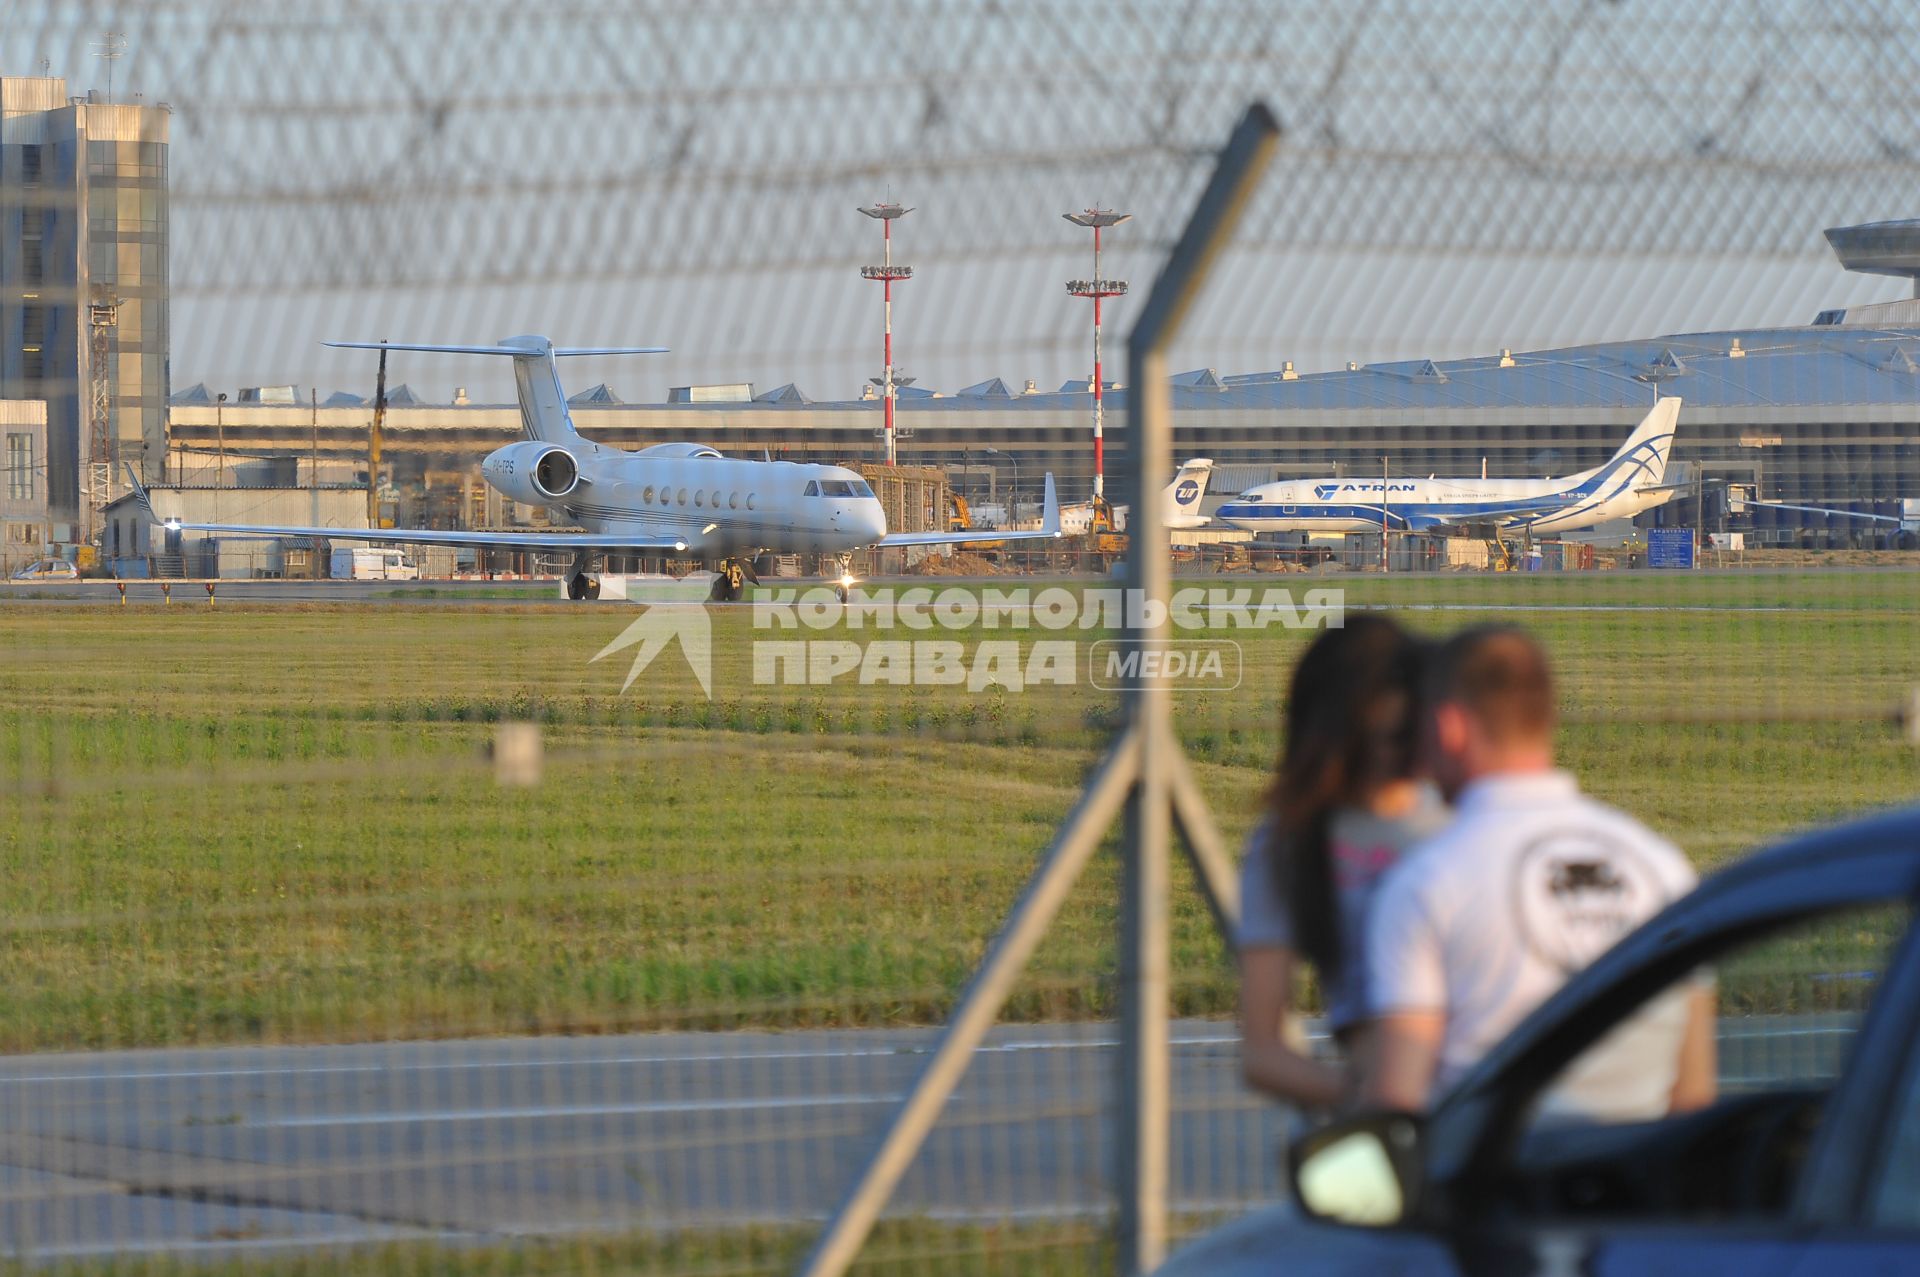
left=131, top=336, right=1061, bottom=599
left=1215, top=398, right=1682, bottom=537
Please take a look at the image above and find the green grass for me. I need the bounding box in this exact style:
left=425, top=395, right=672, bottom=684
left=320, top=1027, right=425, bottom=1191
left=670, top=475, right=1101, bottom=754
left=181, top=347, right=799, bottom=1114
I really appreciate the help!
left=0, top=568, right=1916, bottom=1052
left=8, top=1218, right=1126, bottom=1277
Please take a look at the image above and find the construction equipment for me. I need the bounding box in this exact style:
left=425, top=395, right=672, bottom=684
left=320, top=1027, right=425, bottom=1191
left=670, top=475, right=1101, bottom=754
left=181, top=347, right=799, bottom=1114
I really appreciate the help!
left=944, top=491, right=1006, bottom=556
left=1085, top=495, right=1129, bottom=565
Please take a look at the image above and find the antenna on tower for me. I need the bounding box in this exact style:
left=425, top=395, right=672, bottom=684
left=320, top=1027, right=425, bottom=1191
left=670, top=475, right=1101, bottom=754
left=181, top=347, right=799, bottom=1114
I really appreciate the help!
left=90, top=31, right=127, bottom=105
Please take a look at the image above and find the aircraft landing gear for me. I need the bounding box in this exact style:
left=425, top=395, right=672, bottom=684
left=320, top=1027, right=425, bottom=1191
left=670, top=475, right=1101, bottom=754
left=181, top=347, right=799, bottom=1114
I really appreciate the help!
left=566, top=552, right=601, bottom=601
left=709, top=557, right=757, bottom=603
left=833, top=553, right=856, bottom=603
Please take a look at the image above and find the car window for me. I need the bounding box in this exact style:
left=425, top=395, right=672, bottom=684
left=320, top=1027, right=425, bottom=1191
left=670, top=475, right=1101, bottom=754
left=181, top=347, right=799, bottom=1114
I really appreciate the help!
left=1869, top=991, right=1920, bottom=1227
left=1503, top=902, right=1909, bottom=1221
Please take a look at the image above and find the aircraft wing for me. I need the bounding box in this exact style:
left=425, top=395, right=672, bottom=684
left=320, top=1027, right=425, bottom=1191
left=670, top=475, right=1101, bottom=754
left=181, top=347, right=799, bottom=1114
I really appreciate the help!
left=878, top=473, right=1064, bottom=547
left=1729, top=495, right=1918, bottom=530
left=1404, top=493, right=1598, bottom=532
left=122, top=466, right=691, bottom=552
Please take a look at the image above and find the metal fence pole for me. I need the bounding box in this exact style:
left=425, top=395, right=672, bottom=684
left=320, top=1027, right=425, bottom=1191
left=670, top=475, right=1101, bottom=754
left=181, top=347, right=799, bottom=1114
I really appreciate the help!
left=800, top=101, right=1277, bottom=1277
left=798, top=726, right=1142, bottom=1277
left=1167, top=734, right=1242, bottom=946
left=1118, top=101, right=1280, bottom=1276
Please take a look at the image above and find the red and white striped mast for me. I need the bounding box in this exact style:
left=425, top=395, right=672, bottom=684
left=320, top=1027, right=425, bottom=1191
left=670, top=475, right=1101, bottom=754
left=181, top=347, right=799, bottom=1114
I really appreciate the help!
left=1065, top=208, right=1130, bottom=502
left=859, top=202, right=914, bottom=466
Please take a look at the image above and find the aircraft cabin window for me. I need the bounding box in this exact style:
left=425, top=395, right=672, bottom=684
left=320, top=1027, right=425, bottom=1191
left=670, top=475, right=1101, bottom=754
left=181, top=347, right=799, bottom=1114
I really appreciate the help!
left=694, top=491, right=704, bottom=507
left=711, top=490, right=722, bottom=508
left=746, top=494, right=757, bottom=510
left=803, top=481, right=819, bottom=497
left=729, top=493, right=739, bottom=509
left=677, top=488, right=688, bottom=505
left=642, top=486, right=654, bottom=503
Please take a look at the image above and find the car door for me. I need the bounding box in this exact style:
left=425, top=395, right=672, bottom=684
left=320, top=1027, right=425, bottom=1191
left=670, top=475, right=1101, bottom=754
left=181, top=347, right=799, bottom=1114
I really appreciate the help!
left=1425, top=882, right=1920, bottom=1277
left=1771, top=915, right=1920, bottom=1273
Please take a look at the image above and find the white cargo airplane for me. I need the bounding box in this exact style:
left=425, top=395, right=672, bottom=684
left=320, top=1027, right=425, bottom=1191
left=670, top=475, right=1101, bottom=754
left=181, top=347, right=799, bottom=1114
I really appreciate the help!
left=131, top=336, right=1061, bottom=600
left=1215, top=397, right=1682, bottom=536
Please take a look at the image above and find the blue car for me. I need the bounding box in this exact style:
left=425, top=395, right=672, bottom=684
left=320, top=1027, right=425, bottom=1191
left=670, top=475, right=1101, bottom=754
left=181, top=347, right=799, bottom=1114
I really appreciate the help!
left=1163, top=805, right=1920, bottom=1275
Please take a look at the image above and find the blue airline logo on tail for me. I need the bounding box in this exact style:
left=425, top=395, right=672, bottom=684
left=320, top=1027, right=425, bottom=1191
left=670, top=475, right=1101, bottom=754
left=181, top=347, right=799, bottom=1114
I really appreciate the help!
left=1174, top=479, right=1201, bottom=504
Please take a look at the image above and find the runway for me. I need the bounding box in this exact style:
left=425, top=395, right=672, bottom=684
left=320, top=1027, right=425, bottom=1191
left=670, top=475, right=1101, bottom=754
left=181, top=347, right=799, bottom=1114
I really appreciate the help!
left=0, top=1021, right=1276, bottom=1260
left=0, top=1016, right=1848, bottom=1261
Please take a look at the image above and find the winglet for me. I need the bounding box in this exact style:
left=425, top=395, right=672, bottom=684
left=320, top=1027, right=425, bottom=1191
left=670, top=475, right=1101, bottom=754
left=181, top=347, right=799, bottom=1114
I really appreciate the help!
left=123, top=463, right=181, bottom=531
left=123, top=464, right=154, bottom=517
left=1040, top=472, right=1061, bottom=537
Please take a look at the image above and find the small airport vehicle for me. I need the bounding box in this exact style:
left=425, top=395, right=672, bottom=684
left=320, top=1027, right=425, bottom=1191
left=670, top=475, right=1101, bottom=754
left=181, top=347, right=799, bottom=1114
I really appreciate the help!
left=1161, top=804, right=1920, bottom=1276
left=329, top=547, right=419, bottom=581
left=10, top=558, right=78, bottom=580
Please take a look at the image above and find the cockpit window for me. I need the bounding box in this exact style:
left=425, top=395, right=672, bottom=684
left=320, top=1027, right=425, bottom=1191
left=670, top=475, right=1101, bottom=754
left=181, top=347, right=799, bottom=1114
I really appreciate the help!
left=850, top=480, right=875, bottom=498
left=803, top=480, right=819, bottom=497
left=1238, top=492, right=1264, bottom=503
left=821, top=479, right=859, bottom=497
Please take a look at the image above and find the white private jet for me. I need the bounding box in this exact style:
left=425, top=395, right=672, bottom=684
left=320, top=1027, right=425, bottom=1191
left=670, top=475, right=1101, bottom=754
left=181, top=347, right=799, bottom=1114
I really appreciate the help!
left=131, top=336, right=1061, bottom=599
left=1215, top=398, right=1682, bottom=537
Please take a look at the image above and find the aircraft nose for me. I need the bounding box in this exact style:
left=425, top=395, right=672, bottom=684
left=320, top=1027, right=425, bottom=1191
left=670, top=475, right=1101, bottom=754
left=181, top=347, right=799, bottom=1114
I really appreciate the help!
left=859, top=500, right=887, bottom=541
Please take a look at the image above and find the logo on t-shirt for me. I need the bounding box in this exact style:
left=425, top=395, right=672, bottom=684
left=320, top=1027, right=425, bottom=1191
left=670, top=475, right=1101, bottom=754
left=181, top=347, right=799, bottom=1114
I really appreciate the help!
left=1513, top=831, right=1662, bottom=973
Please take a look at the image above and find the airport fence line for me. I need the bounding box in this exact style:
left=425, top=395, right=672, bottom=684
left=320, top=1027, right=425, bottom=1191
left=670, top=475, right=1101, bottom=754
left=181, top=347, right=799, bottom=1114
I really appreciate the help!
left=7, top=0, right=1920, bottom=1270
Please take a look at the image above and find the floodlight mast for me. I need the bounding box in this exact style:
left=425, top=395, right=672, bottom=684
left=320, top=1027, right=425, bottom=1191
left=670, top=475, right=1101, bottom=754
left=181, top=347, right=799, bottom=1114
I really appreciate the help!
left=1065, top=209, right=1130, bottom=502
left=858, top=203, right=914, bottom=466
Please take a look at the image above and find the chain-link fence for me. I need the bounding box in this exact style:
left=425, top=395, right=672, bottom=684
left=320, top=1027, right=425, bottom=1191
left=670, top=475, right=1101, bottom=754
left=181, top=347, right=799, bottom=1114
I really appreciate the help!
left=3, top=2, right=1920, bottom=1273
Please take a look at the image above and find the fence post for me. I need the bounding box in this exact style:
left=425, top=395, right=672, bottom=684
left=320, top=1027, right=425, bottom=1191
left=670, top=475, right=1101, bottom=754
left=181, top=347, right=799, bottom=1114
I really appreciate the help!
left=798, top=102, right=1278, bottom=1277
left=1116, top=101, right=1279, bottom=1275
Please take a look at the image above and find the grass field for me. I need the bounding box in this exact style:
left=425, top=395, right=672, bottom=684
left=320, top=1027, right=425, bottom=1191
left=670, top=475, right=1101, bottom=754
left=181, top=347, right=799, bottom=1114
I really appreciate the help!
left=9, top=1219, right=1127, bottom=1277
left=1, top=569, right=1916, bottom=1053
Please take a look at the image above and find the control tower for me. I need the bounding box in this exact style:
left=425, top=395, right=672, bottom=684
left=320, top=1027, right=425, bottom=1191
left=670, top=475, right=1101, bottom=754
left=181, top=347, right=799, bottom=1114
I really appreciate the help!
left=1824, top=220, right=1920, bottom=297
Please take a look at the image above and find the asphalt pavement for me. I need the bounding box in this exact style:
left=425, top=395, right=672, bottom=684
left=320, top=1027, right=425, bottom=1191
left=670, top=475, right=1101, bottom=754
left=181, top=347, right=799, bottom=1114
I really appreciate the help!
left=0, top=1015, right=1850, bottom=1262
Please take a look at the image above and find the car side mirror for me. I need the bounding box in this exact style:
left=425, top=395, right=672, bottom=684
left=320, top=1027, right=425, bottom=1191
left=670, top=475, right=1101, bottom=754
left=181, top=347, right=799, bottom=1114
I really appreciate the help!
left=1289, top=1111, right=1425, bottom=1227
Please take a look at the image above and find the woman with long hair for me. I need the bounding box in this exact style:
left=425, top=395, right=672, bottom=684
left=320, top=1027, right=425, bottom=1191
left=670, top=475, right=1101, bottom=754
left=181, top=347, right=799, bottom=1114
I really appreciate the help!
left=1238, top=614, right=1446, bottom=1108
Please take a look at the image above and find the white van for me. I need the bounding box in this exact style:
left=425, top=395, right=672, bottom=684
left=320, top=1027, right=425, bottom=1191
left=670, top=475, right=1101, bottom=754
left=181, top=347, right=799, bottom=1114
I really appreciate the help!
left=329, top=547, right=419, bottom=581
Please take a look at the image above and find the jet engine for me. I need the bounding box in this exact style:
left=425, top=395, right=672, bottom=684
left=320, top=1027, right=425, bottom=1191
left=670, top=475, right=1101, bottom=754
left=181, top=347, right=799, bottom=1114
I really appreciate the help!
left=482, top=441, right=580, bottom=503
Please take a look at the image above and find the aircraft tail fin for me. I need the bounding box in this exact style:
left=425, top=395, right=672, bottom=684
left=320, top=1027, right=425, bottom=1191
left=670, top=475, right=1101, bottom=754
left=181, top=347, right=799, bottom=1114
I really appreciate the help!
left=324, top=337, right=667, bottom=445
left=1164, top=458, right=1213, bottom=527
left=1568, top=397, right=1681, bottom=495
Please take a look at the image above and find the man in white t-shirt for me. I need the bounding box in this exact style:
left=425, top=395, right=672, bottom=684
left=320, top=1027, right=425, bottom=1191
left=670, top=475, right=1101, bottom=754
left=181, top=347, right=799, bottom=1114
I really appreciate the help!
left=1362, top=626, right=1716, bottom=1118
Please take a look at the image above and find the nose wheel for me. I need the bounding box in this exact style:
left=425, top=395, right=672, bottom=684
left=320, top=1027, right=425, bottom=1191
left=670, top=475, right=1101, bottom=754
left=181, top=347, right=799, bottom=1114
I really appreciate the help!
left=834, top=553, right=856, bottom=603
